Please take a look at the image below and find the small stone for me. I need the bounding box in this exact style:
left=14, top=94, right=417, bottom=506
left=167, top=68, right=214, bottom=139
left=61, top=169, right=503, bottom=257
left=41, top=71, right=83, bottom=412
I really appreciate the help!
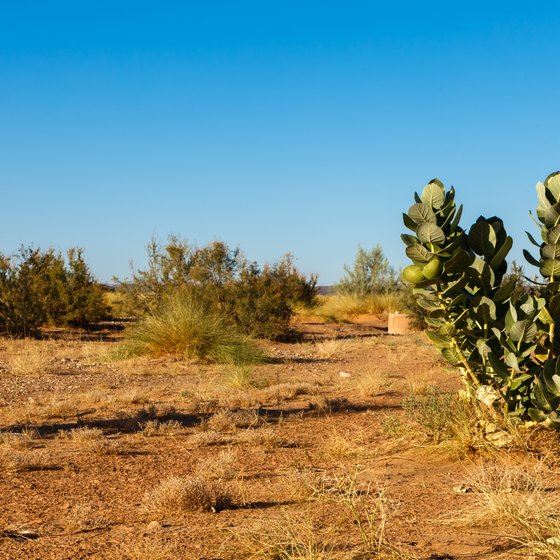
left=146, top=521, right=162, bottom=533
left=339, top=371, right=352, bottom=378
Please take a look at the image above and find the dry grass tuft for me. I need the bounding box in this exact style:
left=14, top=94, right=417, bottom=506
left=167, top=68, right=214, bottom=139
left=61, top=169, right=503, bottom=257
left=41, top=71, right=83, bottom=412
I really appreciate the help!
left=311, top=396, right=352, bottom=414
left=356, top=367, right=393, bottom=397
left=139, top=419, right=184, bottom=437
left=142, top=475, right=235, bottom=515
left=61, top=427, right=122, bottom=455
left=194, top=447, right=238, bottom=480
left=205, top=409, right=260, bottom=432
left=0, top=429, right=39, bottom=450
left=453, top=459, right=560, bottom=558
left=0, top=449, right=54, bottom=472
left=5, top=340, right=55, bottom=376
left=65, top=504, right=111, bottom=533
left=237, top=427, right=289, bottom=448
left=314, top=339, right=352, bottom=358
left=188, top=430, right=232, bottom=447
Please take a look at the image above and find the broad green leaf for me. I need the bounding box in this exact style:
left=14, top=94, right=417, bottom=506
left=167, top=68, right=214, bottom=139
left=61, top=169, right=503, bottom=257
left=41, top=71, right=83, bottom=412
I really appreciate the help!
left=476, top=339, right=490, bottom=358
left=420, top=181, right=445, bottom=209
left=537, top=181, right=550, bottom=213
left=416, top=223, right=446, bottom=245
left=416, top=297, right=441, bottom=312
left=542, top=243, right=560, bottom=260
left=443, top=250, right=473, bottom=275
left=441, top=347, right=462, bottom=365
left=505, top=352, right=520, bottom=372
left=449, top=204, right=464, bottom=233
left=489, top=235, right=513, bottom=270
left=468, top=217, right=497, bottom=257
left=488, top=352, right=510, bottom=378
left=537, top=306, right=554, bottom=326
left=475, top=296, right=497, bottom=323
left=544, top=202, right=560, bottom=228
left=408, top=203, right=436, bottom=224
left=509, top=320, right=538, bottom=343
left=494, top=276, right=516, bottom=302
left=545, top=172, right=560, bottom=201
left=546, top=224, right=560, bottom=244
left=548, top=293, right=560, bottom=317
left=405, top=244, right=434, bottom=264
left=425, top=330, right=453, bottom=348
left=541, top=259, right=560, bottom=278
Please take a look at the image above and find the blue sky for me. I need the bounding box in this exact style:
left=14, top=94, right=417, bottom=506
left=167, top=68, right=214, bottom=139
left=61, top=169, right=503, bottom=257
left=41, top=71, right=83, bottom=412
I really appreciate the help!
left=1, top=1, right=560, bottom=284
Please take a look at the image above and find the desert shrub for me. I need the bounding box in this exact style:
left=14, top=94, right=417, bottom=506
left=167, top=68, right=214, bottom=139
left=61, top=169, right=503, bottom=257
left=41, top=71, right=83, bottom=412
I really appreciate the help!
left=117, top=237, right=317, bottom=340
left=119, top=293, right=266, bottom=365
left=0, top=246, right=107, bottom=336
left=336, top=244, right=400, bottom=297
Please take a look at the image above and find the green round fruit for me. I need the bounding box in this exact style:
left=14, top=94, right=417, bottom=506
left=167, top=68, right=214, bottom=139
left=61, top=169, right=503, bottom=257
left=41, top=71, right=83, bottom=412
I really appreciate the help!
left=402, top=265, right=426, bottom=284
left=422, top=258, right=443, bottom=280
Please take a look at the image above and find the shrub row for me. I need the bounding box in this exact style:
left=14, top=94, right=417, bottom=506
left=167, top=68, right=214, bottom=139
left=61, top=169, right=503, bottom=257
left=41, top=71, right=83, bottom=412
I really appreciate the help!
left=117, top=237, right=317, bottom=341
left=0, top=246, right=107, bottom=337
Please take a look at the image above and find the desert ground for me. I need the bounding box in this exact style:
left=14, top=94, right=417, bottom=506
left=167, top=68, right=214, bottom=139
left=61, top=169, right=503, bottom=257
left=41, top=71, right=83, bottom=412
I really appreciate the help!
left=1, top=316, right=559, bottom=560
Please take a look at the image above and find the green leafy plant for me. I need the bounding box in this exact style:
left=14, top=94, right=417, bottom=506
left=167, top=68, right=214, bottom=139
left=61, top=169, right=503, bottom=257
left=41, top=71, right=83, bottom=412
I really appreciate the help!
left=401, top=174, right=560, bottom=426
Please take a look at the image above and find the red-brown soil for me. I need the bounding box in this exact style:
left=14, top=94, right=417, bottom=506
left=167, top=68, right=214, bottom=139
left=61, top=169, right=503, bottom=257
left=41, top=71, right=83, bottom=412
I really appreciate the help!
left=0, top=319, right=556, bottom=559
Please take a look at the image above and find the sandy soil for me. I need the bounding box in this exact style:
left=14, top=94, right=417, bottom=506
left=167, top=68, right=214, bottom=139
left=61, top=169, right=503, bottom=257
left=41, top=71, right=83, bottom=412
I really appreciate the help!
left=0, top=318, right=557, bottom=559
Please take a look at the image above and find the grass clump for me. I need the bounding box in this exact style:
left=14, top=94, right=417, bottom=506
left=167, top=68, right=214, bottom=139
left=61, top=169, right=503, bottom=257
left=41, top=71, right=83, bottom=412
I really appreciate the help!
left=314, top=293, right=406, bottom=323
left=142, top=475, right=235, bottom=515
left=117, top=295, right=267, bottom=366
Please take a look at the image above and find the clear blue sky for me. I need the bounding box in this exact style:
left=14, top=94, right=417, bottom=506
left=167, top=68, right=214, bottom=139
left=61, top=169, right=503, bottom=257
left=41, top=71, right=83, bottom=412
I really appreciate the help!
left=1, top=1, right=560, bottom=284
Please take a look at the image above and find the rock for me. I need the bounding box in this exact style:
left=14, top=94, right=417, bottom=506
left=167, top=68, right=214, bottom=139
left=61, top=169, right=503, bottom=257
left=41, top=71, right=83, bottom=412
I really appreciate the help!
left=339, top=371, right=352, bottom=378
left=146, top=521, right=162, bottom=533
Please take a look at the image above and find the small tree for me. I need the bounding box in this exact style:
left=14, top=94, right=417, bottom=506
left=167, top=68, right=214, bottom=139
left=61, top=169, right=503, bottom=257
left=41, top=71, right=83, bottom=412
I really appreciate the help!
left=336, top=245, right=398, bottom=297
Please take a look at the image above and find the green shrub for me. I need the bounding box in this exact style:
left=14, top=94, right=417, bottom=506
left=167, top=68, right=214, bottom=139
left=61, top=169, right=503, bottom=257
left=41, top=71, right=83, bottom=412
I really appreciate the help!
left=336, top=245, right=399, bottom=297
left=119, top=293, right=267, bottom=365
left=0, top=246, right=107, bottom=336
left=117, top=238, right=317, bottom=340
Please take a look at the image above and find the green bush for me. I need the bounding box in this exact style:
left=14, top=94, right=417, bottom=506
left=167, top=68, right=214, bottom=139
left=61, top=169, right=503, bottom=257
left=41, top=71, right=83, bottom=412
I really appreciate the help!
left=336, top=245, right=399, bottom=297
left=0, top=246, right=107, bottom=337
left=119, top=293, right=267, bottom=365
left=117, top=237, right=317, bottom=340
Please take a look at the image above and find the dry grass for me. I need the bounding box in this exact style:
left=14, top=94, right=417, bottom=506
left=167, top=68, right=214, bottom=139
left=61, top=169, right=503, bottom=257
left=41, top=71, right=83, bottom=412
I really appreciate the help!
left=61, top=426, right=122, bottom=455
left=188, top=430, right=232, bottom=447
left=4, top=340, right=55, bottom=376
left=142, top=475, right=235, bottom=515
left=314, top=339, right=352, bottom=358
left=314, top=293, right=406, bottom=323
left=205, top=409, right=260, bottom=432
left=356, top=366, right=393, bottom=397
left=322, top=428, right=368, bottom=460
left=0, top=449, right=54, bottom=472
left=65, top=504, right=111, bottom=533
left=139, top=419, right=184, bottom=437
left=237, top=426, right=289, bottom=448
left=194, top=447, right=238, bottom=480
left=0, top=428, right=39, bottom=450
left=453, top=459, right=560, bottom=558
